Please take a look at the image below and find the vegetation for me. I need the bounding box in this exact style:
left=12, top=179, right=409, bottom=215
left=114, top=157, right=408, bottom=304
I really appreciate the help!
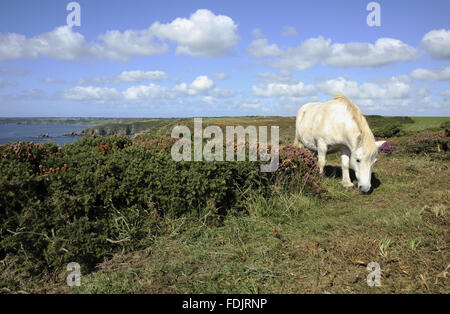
left=0, top=133, right=322, bottom=291
left=81, top=115, right=419, bottom=138
left=403, top=117, right=450, bottom=131
left=80, top=118, right=188, bottom=136
left=365, top=115, right=414, bottom=130
left=403, top=130, right=449, bottom=158
left=372, top=124, right=402, bottom=138
left=0, top=116, right=448, bottom=294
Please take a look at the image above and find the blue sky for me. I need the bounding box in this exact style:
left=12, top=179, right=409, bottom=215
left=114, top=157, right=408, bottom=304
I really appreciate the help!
left=0, top=0, right=449, bottom=117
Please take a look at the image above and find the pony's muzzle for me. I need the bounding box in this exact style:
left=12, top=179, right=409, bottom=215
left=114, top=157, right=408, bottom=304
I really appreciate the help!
left=358, top=185, right=371, bottom=194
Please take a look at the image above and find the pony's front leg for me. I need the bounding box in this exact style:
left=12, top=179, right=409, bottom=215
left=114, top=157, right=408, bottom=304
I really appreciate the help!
left=317, top=141, right=327, bottom=175
left=340, top=150, right=353, bottom=188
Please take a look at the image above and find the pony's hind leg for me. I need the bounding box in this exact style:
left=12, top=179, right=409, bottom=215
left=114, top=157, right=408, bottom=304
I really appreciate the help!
left=317, top=140, right=327, bottom=175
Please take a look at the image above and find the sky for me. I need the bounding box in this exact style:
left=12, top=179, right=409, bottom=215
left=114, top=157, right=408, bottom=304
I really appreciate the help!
left=0, top=0, right=449, bottom=117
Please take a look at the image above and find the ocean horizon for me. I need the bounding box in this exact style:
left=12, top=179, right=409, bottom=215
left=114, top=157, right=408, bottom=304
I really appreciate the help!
left=0, top=123, right=90, bottom=146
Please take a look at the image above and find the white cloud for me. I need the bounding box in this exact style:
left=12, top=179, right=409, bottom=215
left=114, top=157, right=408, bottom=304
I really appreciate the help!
left=372, top=74, right=412, bottom=85
left=257, top=70, right=298, bottom=84
left=62, top=86, right=122, bottom=104
left=252, top=81, right=316, bottom=98
left=281, top=26, right=298, bottom=37
left=202, top=95, right=217, bottom=105
left=0, top=88, right=47, bottom=103
left=317, top=76, right=411, bottom=99
left=188, top=75, right=215, bottom=94
left=247, top=36, right=418, bottom=70
left=413, top=86, right=432, bottom=98
left=35, top=27, right=102, bottom=61
left=325, top=38, right=418, bottom=67
left=0, top=26, right=98, bottom=61
left=278, top=37, right=331, bottom=70
left=0, top=33, right=27, bottom=60
left=440, top=89, right=450, bottom=101
left=173, top=83, right=190, bottom=95
left=117, top=70, right=168, bottom=82
left=61, top=74, right=231, bottom=106
left=0, top=26, right=164, bottom=62
left=68, top=75, right=216, bottom=102
left=75, top=70, right=168, bottom=85
left=411, top=66, right=450, bottom=81
left=421, top=29, right=450, bottom=60
left=212, top=88, right=236, bottom=98
left=246, top=39, right=283, bottom=58
left=150, top=9, right=239, bottom=57
left=0, top=10, right=238, bottom=61
left=123, top=83, right=174, bottom=100
left=75, top=77, right=109, bottom=85
left=64, top=83, right=176, bottom=103
left=241, top=102, right=261, bottom=109
left=318, top=77, right=360, bottom=97
left=66, top=76, right=216, bottom=103
left=411, top=87, right=448, bottom=110
left=97, top=29, right=168, bottom=62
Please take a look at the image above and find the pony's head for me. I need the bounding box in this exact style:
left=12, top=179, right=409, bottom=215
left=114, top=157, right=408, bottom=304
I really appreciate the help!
left=351, top=141, right=385, bottom=193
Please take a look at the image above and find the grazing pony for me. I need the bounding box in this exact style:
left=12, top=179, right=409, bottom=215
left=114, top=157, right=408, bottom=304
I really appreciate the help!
left=294, top=94, right=385, bottom=193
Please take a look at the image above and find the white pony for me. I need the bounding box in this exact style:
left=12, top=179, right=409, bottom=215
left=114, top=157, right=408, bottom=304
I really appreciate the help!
left=294, top=94, right=385, bottom=193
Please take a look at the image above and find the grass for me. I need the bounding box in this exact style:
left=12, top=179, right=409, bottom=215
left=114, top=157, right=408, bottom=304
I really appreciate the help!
left=402, top=117, right=450, bottom=131
left=2, top=115, right=449, bottom=294
left=38, top=152, right=448, bottom=294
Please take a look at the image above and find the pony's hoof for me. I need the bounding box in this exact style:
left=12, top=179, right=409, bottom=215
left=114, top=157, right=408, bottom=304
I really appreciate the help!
left=342, top=181, right=353, bottom=188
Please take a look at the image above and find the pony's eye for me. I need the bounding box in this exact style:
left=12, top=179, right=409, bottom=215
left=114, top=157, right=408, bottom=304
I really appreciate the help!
left=356, top=159, right=361, bottom=163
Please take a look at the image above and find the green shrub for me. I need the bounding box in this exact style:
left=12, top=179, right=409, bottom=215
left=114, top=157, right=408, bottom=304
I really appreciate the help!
left=0, top=135, right=323, bottom=279
left=440, top=120, right=450, bottom=129
left=277, top=145, right=324, bottom=195
left=373, top=123, right=402, bottom=138
left=365, top=115, right=414, bottom=130
left=404, top=130, right=449, bottom=157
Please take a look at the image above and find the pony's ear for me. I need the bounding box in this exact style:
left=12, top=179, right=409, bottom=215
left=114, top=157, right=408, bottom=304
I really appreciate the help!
left=375, top=140, right=386, bottom=148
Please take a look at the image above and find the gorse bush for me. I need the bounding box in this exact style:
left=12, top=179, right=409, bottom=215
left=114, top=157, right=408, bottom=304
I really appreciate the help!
left=375, top=130, right=449, bottom=160
left=0, top=135, right=323, bottom=281
left=372, top=123, right=402, bottom=138
left=277, top=145, right=324, bottom=195
left=365, top=115, right=414, bottom=130
left=5, top=142, right=60, bottom=171
left=404, top=130, right=449, bottom=156
left=440, top=121, right=450, bottom=138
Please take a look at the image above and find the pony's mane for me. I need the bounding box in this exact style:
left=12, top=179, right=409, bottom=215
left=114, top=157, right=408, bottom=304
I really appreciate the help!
left=332, top=94, right=376, bottom=151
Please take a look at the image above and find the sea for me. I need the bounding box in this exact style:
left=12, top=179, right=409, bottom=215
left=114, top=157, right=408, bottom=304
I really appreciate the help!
left=0, top=124, right=90, bottom=146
